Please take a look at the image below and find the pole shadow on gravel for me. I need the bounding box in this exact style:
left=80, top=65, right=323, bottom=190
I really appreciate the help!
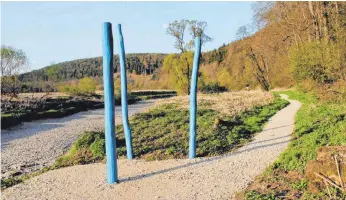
left=119, top=136, right=291, bottom=183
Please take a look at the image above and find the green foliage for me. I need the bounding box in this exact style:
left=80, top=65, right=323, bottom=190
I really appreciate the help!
left=54, top=96, right=288, bottom=165
left=1, top=45, right=29, bottom=97
left=1, top=177, right=23, bottom=190
left=270, top=90, right=346, bottom=172
left=162, top=52, right=194, bottom=94
left=1, top=167, right=50, bottom=190
left=54, top=132, right=105, bottom=167
left=78, top=77, right=97, bottom=94
left=290, top=41, right=341, bottom=84
left=18, top=53, right=166, bottom=92
left=44, top=65, right=63, bottom=82
left=245, top=190, right=276, bottom=200
left=58, top=77, right=96, bottom=96
left=204, top=44, right=228, bottom=64
left=90, top=139, right=105, bottom=158
left=290, top=179, right=308, bottom=191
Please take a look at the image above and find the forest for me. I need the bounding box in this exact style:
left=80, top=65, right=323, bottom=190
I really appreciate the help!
left=198, top=1, right=346, bottom=102
left=13, top=53, right=165, bottom=92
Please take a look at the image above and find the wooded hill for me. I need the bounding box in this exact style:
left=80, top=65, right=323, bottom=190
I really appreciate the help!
left=199, top=1, right=346, bottom=101
left=19, top=53, right=166, bottom=83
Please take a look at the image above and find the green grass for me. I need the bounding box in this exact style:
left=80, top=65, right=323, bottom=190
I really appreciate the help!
left=271, top=91, right=346, bottom=172
left=243, top=90, right=346, bottom=199
left=54, top=96, right=288, bottom=167
left=1, top=167, right=50, bottom=190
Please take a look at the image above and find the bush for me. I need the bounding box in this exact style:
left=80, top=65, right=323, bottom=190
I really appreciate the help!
left=290, top=41, right=341, bottom=84
left=58, top=77, right=96, bottom=96
left=200, top=82, right=227, bottom=94
left=54, top=132, right=105, bottom=167
left=78, top=77, right=96, bottom=94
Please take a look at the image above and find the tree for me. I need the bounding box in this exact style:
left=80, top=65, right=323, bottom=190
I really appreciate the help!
left=236, top=26, right=271, bottom=91
left=187, top=20, right=213, bottom=49
left=45, top=63, right=62, bottom=82
left=166, top=19, right=212, bottom=53
left=161, top=52, right=194, bottom=94
left=78, top=77, right=97, bottom=95
left=165, top=20, right=212, bottom=94
left=58, top=77, right=97, bottom=96
left=166, top=20, right=189, bottom=53
left=1, top=46, right=29, bottom=99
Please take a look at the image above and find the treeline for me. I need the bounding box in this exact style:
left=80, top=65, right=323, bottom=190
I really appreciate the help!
left=196, top=2, right=346, bottom=101
left=19, top=53, right=166, bottom=83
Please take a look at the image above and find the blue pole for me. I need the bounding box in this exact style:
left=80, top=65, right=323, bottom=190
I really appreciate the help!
left=116, top=24, right=133, bottom=160
left=189, top=37, right=202, bottom=159
left=102, top=22, right=118, bottom=183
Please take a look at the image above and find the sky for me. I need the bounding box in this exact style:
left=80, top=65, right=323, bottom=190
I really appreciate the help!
left=1, top=2, right=254, bottom=70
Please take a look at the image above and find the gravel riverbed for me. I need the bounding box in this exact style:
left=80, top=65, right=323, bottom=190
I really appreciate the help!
left=1, top=100, right=156, bottom=178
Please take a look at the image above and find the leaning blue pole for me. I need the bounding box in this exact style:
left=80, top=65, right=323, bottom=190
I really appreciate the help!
left=102, top=22, right=118, bottom=183
left=189, top=37, right=202, bottom=159
left=116, top=24, right=133, bottom=160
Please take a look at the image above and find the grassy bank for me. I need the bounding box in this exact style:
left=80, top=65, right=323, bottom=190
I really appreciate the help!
left=240, top=90, right=346, bottom=199
left=53, top=93, right=288, bottom=167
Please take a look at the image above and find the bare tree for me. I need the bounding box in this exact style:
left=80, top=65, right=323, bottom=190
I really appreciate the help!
left=166, top=19, right=190, bottom=53
left=236, top=26, right=270, bottom=91
left=166, top=19, right=212, bottom=53
left=187, top=20, right=213, bottom=49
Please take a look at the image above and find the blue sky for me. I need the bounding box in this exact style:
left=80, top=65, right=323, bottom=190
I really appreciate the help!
left=1, top=2, right=254, bottom=70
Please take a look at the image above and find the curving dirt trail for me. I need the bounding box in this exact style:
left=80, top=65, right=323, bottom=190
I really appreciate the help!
left=2, top=95, right=301, bottom=200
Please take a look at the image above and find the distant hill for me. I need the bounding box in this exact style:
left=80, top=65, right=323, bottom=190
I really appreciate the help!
left=19, top=53, right=167, bottom=83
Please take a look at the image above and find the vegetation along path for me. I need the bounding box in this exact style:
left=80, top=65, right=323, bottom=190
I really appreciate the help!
left=3, top=94, right=301, bottom=199
left=1, top=100, right=156, bottom=178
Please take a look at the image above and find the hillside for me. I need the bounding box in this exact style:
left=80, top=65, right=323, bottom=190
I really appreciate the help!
left=199, top=2, right=346, bottom=98
left=19, top=53, right=166, bottom=83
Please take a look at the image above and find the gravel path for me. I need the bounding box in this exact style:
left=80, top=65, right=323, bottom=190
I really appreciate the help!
left=2, top=95, right=301, bottom=200
left=1, top=100, right=156, bottom=178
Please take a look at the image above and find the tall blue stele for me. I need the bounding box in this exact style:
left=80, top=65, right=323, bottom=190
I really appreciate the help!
left=102, top=22, right=118, bottom=183
left=116, top=24, right=134, bottom=160
left=189, top=37, right=202, bottom=159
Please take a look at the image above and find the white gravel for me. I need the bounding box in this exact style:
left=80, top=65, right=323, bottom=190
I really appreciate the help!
left=2, top=95, right=301, bottom=200
left=1, top=100, right=156, bottom=177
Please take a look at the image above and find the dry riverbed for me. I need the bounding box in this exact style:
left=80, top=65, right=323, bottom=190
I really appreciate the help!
left=1, top=100, right=156, bottom=179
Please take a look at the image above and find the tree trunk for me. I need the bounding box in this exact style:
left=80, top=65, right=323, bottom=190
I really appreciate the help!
left=322, top=2, right=330, bottom=43
left=308, top=1, right=320, bottom=40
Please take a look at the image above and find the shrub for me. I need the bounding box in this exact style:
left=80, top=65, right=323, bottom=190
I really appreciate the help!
left=77, top=77, right=97, bottom=94
left=290, top=41, right=341, bottom=84
left=58, top=77, right=96, bottom=96
left=200, top=82, right=227, bottom=94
